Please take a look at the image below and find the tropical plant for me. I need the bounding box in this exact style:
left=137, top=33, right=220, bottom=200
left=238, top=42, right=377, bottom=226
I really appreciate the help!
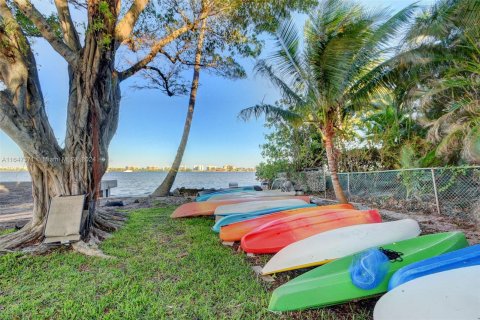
left=394, top=0, right=480, bottom=164
left=255, top=112, right=325, bottom=182
left=239, top=0, right=416, bottom=203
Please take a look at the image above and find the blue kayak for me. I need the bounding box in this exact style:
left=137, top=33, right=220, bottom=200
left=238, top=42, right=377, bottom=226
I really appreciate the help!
left=212, top=204, right=316, bottom=233
left=388, top=243, right=480, bottom=290
left=196, top=186, right=257, bottom=202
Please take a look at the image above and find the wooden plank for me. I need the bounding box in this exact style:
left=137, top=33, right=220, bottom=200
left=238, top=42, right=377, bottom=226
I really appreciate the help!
left=43, top=195, right=85, bottom=244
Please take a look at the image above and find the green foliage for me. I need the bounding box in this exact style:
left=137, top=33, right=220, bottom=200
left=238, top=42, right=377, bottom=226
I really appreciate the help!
left=255, top=160, right=290, bottom=182
left=254, top=108, right=325, bottom=182
left=14, top=11, right=62, bottom=38
left=139, top=0, right=318, bottom=95
left=0, top=228, right=14, bottom=236
left=247, top=0, right=480, bottom=173
left=240, top=0, right=418, bottom=183
left=392, top=0, right=480, bottom=165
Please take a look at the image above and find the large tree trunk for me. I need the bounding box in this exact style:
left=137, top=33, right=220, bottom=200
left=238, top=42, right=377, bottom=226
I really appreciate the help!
left=323, top=122, right=348, bottom=204
left=0, top=0, right=199, bottom=250
left=151, top=13, right=208, bottom=197
left=0, top=1, right=120, bottom=250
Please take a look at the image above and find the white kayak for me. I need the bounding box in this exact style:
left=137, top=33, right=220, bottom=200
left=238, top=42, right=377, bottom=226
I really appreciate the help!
left=262, top=219, right=421, bottom=275
left=207, top=190, right=296, bottom=201
left=374, top=266, right=480, bottom=320
left=214, top=199, right=308, bottom=216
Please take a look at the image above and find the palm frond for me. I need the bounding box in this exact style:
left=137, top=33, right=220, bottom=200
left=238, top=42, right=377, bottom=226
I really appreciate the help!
left=254, top=59, right=305, bottom=105
left=238, top=104, right=303, bottom=125
left=270, top=19, right=306, bottom=88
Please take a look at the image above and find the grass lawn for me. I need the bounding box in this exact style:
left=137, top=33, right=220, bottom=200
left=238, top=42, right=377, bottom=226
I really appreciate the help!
left=0, top=205, right=372, bottom=319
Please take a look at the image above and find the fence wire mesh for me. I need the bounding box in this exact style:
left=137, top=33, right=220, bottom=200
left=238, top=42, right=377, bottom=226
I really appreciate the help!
left=288, top=166, right=480, bottom=219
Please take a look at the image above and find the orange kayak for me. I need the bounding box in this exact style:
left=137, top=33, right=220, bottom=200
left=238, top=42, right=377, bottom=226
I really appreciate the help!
left=171, top=196, right=312, bottom=218
left=219, top=204, right=355, bottom=241
left=240, top=209, right=381, bottom=254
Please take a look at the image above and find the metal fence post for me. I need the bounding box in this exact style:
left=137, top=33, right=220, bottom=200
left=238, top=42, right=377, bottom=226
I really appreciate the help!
left=431, top=168, right=441, bottom=215
left=347, top=173, right=350, bottom=196
left=323, top=170, right=327, bottom=199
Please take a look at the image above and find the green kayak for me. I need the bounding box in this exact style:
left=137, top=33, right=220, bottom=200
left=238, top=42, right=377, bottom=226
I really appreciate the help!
left=269, top=232, right=468, bottom=311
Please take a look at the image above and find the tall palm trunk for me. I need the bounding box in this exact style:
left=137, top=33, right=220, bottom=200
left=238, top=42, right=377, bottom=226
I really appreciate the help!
left=151, top=14, right=208, bottom=197
left=323, top=122, right=348, bottom=204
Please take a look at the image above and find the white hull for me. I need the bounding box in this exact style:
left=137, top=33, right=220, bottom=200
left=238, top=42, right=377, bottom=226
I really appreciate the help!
left=214, top=199, right=308, bottom=216
left=262, top=219, right=421, bottom=274
left=374, top=266, right=480, bottom=320
left=207, top=190, right=296, bottom=201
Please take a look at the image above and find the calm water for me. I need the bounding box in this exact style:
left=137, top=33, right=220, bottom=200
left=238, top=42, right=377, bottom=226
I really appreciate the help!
left=0, top=171, right=259, bottom=197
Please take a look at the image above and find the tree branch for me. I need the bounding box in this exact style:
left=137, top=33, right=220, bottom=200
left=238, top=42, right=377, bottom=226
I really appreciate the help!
left=118, top=0, right=213, bottom=82
left=13, top=0, right=78, bottom=65
left=115, top=0, right=149, bottom=43
left=54, top=0, right=81, bottom=51
left=143, top=66, right=176, bottom=96
left=118, top=22, right=198, bottom=81
left=0, top=92, right=63, bottom=164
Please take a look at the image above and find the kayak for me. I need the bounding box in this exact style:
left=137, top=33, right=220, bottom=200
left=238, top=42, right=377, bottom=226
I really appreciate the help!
left=374, top=266, right=480, bottom=320
left=197, top=185, right=261, bottom=196
left=269, top=232, right=468, bottom=311
left=262, top=219, right=421, bottom=275
left=214, top=199, right=310, bottom=216
left=388, top=243, right=480, bottom=290
left=205, top=190, right=296, bottom=201
left=212, top=203, right=317, bottom=232
left=241, top=209, right=382, bottom=254
left=171, top=196, right=312, bottom=218
left=196, top=186, right=259, bottom=201
left=219, top=204, right=355, bottom=241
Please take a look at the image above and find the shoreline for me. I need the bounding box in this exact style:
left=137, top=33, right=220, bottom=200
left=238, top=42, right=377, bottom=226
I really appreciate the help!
left=0, top=182, right=191, bottom=230
left=1, top=182, right=479, bottom=245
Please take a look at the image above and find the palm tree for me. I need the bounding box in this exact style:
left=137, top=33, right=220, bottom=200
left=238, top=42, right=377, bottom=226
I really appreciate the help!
left=239, top=0, right=416, bottom=203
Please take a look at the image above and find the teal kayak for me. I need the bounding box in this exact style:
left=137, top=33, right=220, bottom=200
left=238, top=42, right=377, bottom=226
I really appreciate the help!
left=269, top=232, right=468, bottom=311
left=196, top=186, right=257, bottom=202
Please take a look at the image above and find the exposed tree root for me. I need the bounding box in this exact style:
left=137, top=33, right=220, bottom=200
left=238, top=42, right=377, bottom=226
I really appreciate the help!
left=72, top=240, right=115, bottom=259
left=0, top=207, right=128, bottom=256
left=0, top=223, right=44, bottom=253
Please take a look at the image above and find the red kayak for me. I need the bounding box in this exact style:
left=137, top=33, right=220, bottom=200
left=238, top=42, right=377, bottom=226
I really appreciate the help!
left=240, top=209, right=381, bottom=254
left=171, top=196, right=312, bottom=218
left=219, top=204, right=355, bottom=242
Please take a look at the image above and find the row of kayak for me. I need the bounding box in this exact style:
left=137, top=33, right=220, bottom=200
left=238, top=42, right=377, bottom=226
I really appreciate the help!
left=172, top=189, right=480, bottom=318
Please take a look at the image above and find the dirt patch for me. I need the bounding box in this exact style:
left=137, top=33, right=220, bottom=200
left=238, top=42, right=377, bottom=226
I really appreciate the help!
left=0, top=181, right=191, bottom=231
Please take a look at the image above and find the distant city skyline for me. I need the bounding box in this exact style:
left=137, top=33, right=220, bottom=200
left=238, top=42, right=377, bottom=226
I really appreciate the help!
left=0, top=163, right=256, bottom=172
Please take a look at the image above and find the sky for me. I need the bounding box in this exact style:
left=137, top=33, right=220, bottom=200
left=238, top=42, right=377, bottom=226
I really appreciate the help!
left=0, top=0, right=434, bottom=169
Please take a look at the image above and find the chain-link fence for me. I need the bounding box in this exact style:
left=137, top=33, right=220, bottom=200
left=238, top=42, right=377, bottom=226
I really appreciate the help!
left=278, top=169, right=326, bottom=192
left=285, top=166, right=480, bottom=220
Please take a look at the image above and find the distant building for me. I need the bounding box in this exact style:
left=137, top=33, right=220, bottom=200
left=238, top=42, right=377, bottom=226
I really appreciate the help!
left=193, top=165, right=205, bottom=171
left=223, top=165, right=235, bottom=172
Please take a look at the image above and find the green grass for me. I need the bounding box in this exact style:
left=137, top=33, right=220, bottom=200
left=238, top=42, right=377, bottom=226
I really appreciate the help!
left=0, top=206, right=372, bottom=319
